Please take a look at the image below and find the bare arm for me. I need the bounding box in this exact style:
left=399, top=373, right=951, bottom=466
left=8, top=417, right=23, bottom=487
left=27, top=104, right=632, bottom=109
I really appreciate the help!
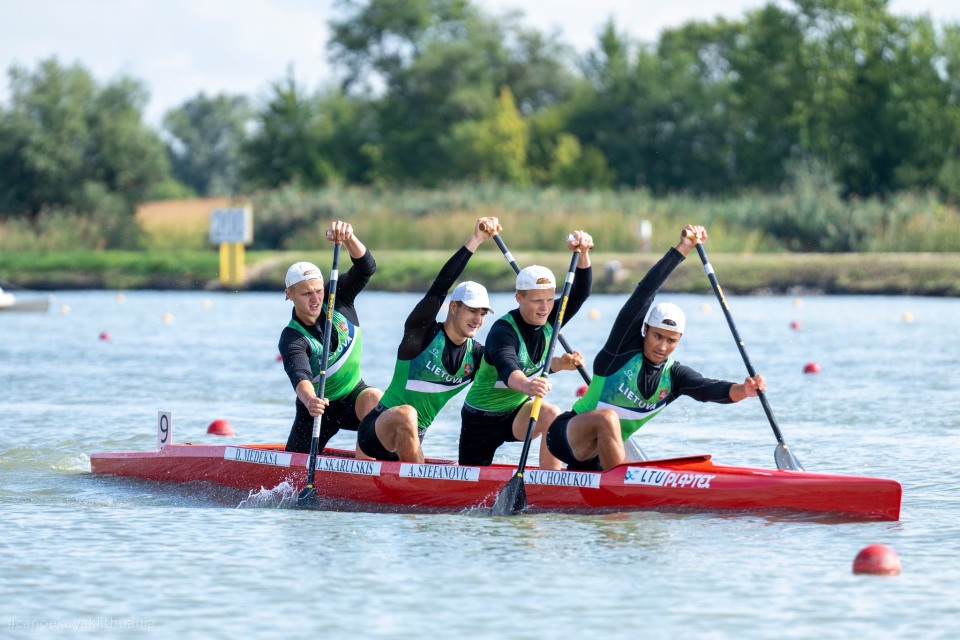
left=567, top=229, right=594, bottom=269
left=328, top=220, right=367, bottom=260
left=295, top=379, right=329, bottom=417
left=729, top=375, right=766, bottom=402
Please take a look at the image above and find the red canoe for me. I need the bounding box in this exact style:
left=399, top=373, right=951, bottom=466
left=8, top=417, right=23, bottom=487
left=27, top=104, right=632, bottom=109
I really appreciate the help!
left=90, top=441, right=901, bottom=520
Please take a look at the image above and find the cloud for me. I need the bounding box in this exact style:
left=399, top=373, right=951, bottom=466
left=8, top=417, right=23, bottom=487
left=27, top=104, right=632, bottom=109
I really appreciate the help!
left=3, top=0, right=958, bottom=127
left=1, top=0, right=336, bottom=124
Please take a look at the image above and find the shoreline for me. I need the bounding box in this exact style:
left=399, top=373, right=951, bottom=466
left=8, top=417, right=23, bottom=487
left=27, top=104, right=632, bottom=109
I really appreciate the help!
left=2, top=251, right=959, bottom=296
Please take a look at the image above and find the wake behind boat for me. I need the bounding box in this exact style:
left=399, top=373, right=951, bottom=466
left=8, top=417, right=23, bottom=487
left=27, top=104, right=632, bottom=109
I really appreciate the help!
left=88, top=413, right=902, bottom=520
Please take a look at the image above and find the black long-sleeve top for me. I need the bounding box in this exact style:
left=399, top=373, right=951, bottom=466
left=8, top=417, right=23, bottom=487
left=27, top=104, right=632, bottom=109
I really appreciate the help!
left=596, top=247, right=732, bottom=404
left=483, top=265, right=592, bottom=384
left=395, top=246, right=484, bottom=373
left=278, top=250, right=377, bottom=390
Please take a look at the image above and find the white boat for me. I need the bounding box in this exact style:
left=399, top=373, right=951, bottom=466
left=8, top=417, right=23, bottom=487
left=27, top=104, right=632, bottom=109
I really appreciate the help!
left=0, top=288, right=51, bottom=312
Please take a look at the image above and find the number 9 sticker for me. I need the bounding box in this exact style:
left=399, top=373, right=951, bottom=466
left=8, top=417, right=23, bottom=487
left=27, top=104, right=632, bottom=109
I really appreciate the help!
left=158, top=411, right=172, bottom=449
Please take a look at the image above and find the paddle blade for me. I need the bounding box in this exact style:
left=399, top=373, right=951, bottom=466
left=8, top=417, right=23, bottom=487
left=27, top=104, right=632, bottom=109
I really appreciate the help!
left=774, top=444, right=804, bottom=472
left=491, top=474, right=527, bottom=516
left=296, top=484, right=318, bottom=507
left=624, top=437, right=650, bottom=462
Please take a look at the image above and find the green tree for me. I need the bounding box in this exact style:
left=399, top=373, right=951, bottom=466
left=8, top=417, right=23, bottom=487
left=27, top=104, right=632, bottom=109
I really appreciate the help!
left=937, top=24, right=960, bottom=202
left=652, top=19, right=741, bottom=193
left=567, top=21, right=735, bottom=193
left=242, top=75, right=372, bottom=189
left=452, top=86, right=529, bottom=184
left=723, top=4, right=806, bottom=189
left=545, top=133, right=613, bottom=188
left=328, top=0, right=575, bottom=184
left=330, top=1, right=497, bottom=183
left=791, top=0, right=955, bottom=195
left=494, top=16, right=577, bottom=114
left=563, top=1, right=959, bottom=197
left=242, top=76, right=330, bottom=189
left=0, top=58, right=170, bottom=219
left=328, top=0, right=450, bottom=93
left=547, top=22, right=646, bottom=188
left=163, top=92, right=251, bottom=196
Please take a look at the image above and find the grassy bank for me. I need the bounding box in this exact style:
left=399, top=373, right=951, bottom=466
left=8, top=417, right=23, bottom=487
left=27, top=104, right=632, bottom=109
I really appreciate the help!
left=6, top=184, right=960, bottom=256
left=3, top=184, right=960, bottom=299
left=2, top=249, right=958, bottom=296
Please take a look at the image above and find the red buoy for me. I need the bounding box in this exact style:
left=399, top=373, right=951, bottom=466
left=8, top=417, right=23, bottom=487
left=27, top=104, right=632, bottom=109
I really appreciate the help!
left=276, top=354, right=283, bottom=362
left=207, top=419, right=235, bottom=436
left=803, top=362, right=821, bottom=374
left=575, top=385, right=588, bottom=397
left=853, top=544, right=901, bottom=575
left=790, top=320, right=802, bottom=330
left=99, top=331, right=111, bottom=341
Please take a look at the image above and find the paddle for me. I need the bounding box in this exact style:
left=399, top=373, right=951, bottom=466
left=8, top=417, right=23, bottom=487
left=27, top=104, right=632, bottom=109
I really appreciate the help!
left=491, top=249, right=582, bottom=516
left=479, top=223, right=591, bottom=386
left=483, top=224, right=651, bottom=464
left=297, top=240, right=343, bottom=506
left=683, top=231, right=804, bottom=472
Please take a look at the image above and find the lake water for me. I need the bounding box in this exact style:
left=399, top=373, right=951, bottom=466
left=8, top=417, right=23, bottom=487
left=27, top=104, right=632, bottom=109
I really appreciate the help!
left=2, top=289, right=959, bottom=639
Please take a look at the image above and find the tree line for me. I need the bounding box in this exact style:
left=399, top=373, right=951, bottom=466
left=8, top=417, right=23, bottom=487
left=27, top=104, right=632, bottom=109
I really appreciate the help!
left=1, top=0, right=959, bottom=240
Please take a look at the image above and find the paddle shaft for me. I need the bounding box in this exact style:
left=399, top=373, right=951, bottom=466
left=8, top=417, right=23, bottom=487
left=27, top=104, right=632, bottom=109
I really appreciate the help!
left=484, top=224, right=648, bottom=462
left=509, top=251, right=580, bottom=482
left=481, top=224, right=591, bottom=386
left=685, top=236, right=789, bottom=446
left=303, top=242, right=342, bottom=491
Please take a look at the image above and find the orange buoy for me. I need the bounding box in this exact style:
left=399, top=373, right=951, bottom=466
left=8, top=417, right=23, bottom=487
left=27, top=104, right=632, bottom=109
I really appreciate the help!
left=853, top=544, right=901, bottom=575
left=207, top=419, right=235, bottom=436
left=99, top=331, right=111, bottom=341
left=803, top=362, right=821, bottom=374
left=575, top=385, right=588, bottom=398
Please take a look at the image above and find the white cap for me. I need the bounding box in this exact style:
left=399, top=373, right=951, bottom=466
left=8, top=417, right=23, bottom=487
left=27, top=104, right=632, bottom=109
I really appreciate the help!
left=285, top=262, right=324, bottom=289
left=451, top=281, right=493, bottom=312
left=516, top=265, right=556, bottom=291
left=643, top=302, right=686, bottom=335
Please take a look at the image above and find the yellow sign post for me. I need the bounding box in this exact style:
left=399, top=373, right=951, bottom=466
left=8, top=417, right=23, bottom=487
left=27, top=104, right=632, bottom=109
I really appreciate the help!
left=210, top=207, right=253, bottom=288
left=218, top=242, right=246, bottom=286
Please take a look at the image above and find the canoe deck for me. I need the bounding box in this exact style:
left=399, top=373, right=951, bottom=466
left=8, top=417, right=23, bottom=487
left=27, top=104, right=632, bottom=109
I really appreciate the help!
left=89, top=443, right=902, bottom=520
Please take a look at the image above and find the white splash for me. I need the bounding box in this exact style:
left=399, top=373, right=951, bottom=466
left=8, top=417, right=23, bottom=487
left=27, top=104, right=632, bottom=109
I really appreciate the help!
left=237, top=481, right=299, bottom=509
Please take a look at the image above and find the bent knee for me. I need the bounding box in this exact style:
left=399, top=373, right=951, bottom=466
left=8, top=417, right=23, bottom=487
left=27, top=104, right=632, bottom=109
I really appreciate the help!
left=597, top=409, right=619, bottom=427
left=392, top=405, right=420, bottom=435
left=538, top=402, right=562, bottom=422
left=587, top=409, right=621, bottom=438
left=356, top=388, right=383, bottom=418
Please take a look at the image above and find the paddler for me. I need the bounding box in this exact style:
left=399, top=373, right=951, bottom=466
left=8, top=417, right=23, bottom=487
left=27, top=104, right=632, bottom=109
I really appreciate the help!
left=279, top=220, right=383, bottom=454
left=543, top=225, right=766, bottom=471
left=355, top=217, right=499, bottom=462
left=457, top=230, right=594, bottom=468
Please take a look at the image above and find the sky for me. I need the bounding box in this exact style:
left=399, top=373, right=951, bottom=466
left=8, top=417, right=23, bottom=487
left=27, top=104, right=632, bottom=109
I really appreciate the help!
left=2, top=0, right=958, bottom=127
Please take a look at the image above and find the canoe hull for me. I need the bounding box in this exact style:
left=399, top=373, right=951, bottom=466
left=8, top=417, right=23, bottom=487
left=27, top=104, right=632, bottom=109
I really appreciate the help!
left=89, top=444, right=902, bottom=520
